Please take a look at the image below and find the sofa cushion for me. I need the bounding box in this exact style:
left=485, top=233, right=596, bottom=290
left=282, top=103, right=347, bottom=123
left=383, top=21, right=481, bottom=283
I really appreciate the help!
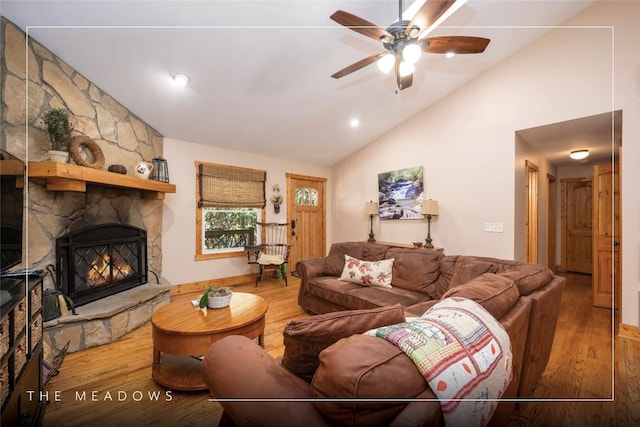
left=499, top=264, right=554, bottom=296
left=449, top=260, right=498, bottom=288
left=441, top=273, right=519, bottom=319
left=346, top=286, right=428, bottom=308
left=387, top=248, right=443, bottom=297
left=339, top=255, right=394, bottom=288
left=325, top=242, right=388, bottom=276
left=282, top=305, right=405, bottom=382
left=312, top=334, right=427, bottom=426
left=306, top=276, right=379, bottom=311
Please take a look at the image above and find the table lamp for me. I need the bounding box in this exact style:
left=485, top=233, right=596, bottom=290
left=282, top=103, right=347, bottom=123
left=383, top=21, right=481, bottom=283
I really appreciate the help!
left=421, top=200, right=439, bottom=248
left=365, top=201, right=379, bottom=243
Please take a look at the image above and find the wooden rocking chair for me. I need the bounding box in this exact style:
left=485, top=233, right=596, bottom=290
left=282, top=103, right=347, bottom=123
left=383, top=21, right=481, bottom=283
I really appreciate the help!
left=246, top=222, right=290, bottom=286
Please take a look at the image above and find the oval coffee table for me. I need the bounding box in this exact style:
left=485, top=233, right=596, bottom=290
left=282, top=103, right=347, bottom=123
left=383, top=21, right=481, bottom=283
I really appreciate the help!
left=151, top=291, right=268, bottom=391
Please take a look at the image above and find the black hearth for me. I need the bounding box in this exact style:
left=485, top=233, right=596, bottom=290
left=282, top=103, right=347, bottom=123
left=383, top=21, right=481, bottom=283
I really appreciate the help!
left=56, top=224, right=148, bottom=306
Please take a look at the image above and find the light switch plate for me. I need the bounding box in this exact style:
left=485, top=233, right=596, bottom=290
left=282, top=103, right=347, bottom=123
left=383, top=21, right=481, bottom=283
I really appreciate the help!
left=484, top=222, right=504, bottom=233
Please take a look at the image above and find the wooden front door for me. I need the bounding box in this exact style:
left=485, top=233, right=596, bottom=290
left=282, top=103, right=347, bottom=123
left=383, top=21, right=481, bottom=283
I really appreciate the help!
left=592, top=163, right=620, bottom=310
left=286, top=174, right=327, bottom=274
left=563, top=178, right=593, bottom=274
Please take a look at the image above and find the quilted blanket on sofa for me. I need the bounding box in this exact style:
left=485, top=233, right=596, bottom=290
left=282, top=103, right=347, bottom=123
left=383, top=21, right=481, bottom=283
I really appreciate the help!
left=366, top=297, right=512, bottom=427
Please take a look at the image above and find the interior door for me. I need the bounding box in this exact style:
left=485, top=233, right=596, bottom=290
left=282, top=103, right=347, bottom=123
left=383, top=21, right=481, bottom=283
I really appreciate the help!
left=547, top=174, right=557, bottom=272
left=565, top=179, right=593, bottom=274
left=592, top=163, right=620, bottom=310
left=525, top=161, right=538, bottom=263
left=286, top=174, right=327, bottom=274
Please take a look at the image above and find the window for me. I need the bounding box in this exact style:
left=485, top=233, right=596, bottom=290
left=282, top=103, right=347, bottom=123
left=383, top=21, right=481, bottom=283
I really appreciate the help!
left=201, top=207, right=259, bottom=255
left=195, top=162, right=266, bottom=260
left=295, top=187, right=318, bottom=206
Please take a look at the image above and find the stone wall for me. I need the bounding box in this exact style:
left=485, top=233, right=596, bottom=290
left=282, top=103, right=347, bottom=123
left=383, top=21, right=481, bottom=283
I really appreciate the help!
left=1, top=17, right=165, bottom=289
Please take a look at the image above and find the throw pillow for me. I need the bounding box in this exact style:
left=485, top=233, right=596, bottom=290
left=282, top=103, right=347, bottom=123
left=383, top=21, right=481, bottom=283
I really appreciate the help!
left=449, top=260, right=497, bottom=289
left=441, top=273, right=519, bottom=319
left=339, top=254, right=394, bottom=288
left=281, top=305, right=405, bottom=382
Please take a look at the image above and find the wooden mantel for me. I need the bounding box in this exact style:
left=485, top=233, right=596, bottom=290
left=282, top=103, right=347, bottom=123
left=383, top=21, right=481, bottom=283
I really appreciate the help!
left=28, top=162, right=176, bottom=200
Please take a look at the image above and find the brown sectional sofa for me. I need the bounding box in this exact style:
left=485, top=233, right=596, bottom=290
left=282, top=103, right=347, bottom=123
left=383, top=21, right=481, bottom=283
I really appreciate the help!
left=202, top=242, right=565, bottom=426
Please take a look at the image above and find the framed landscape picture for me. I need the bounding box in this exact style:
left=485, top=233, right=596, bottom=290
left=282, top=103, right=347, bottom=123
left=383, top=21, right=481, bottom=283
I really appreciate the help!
left=378, top=166, right=424, bottom=220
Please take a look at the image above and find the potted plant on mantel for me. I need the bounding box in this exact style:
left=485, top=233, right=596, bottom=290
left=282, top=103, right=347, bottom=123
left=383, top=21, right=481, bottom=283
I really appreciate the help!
left=42, top=108, right=73, bottom=163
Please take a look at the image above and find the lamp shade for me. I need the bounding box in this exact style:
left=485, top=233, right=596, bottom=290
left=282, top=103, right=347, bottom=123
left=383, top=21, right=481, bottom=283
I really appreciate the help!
left=421, top=200, right=439, bottom=216
left=365, top=201, right=379, bottom=215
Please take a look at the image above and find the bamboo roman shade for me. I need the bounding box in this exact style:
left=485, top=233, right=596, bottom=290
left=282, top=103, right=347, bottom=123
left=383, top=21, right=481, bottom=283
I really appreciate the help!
left=198, top=163, right=266, bottom=208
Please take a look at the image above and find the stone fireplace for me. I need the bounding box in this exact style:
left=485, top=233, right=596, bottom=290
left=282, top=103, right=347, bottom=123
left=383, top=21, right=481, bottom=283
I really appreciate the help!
left=1, top=19, right=173, bottom=352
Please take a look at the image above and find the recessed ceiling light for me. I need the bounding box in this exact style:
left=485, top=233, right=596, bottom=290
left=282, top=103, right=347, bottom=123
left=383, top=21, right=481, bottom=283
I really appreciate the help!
left=570, top=149, right=589, bottom=160
left=350, top=118, right=360, bottom=128
left=445, top=51, right=456, bottom=58
left=173, top=73, right=190, bottom=86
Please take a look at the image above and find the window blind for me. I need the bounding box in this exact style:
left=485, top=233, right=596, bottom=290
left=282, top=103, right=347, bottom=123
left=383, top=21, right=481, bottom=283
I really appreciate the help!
left=198, top=163, right=266, bottom=208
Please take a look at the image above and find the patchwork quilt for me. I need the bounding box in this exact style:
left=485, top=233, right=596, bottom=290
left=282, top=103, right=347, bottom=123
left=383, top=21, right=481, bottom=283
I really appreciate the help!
left=366, top=297, right=512, bottom=427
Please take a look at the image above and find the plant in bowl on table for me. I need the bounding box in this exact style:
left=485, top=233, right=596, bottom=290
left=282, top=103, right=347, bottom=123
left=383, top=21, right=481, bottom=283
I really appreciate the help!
left=198, top=286, right=232, bottom=315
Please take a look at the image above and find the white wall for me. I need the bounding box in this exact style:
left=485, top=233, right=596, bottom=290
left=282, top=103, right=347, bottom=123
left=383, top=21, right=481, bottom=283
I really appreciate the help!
left=161, top=138, right=331, bottom=285
left=331, top=1, right=639, bottom=326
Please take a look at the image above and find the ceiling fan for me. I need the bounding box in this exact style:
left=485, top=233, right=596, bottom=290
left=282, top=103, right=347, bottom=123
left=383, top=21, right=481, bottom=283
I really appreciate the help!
left=330, top=0, right=490, bottom=90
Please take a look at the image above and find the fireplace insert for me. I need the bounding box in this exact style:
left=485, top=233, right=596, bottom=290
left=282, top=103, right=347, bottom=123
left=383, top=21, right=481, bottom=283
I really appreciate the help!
left=56, top=224, right=148, bottom=306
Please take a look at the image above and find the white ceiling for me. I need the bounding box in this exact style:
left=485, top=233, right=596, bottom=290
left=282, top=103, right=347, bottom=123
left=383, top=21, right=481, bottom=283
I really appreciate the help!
left=2, top=0, right=607, bottom=166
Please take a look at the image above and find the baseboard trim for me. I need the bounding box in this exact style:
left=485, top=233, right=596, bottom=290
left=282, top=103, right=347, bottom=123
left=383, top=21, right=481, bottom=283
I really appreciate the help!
left=618, top=323, right=640, bottom=342
left=170, top=274, right=257, bottom=295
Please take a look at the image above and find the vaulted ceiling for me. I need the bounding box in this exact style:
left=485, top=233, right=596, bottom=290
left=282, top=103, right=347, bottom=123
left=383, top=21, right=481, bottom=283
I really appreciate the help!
left=2, top=0, right=603, bottom=166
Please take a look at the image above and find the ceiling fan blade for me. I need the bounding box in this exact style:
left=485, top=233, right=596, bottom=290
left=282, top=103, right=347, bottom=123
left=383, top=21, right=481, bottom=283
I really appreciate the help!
left=331, top=52, right=386, bottom=79
left=394, top=55, right=413, bottom=91
left=420, top=36, right=490, bottom=54
left=405, top=0, right=456, bottom=38
left=330, top=10, right=394, bottom=42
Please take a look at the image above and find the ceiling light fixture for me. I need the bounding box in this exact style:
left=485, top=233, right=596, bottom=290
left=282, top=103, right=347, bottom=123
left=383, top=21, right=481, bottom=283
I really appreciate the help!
left=570, top=149, right=589, bottom=160
left=402, top=43, right=422, bottom=64
left=377, top=53, right=395, bottom=74
left=445, top=51, right=456, bottom=58
left=173, top=73, right=190, bottom=86
left=398, top=61, right=415, bottom=77
left=350, top=118, right=360, bottom=128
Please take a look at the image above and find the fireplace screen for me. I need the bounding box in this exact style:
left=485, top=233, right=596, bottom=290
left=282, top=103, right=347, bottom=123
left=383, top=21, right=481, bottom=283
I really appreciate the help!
left=56, top=224, right=148, bottom=306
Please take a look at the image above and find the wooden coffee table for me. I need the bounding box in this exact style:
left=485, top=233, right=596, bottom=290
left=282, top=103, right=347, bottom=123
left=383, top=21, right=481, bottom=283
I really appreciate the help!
left=151, top=291, right=268, bottom=391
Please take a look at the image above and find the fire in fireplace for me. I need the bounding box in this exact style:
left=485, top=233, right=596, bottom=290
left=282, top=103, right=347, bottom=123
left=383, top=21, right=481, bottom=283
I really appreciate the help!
left=56, top=224, right=148, bottom=306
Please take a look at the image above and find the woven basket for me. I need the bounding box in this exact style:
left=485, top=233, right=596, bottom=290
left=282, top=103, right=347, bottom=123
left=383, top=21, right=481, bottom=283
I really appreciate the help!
left=0, top=315, right=9, bottom=359
left=207, top=291, right=232, bottom=309
left=14, top=297, right=26, bottom=336
left=14, top=335, right=26, bottom=380
left=31, top=285, right=42, bottom=317
left=1, top=359, right=8, bottom=406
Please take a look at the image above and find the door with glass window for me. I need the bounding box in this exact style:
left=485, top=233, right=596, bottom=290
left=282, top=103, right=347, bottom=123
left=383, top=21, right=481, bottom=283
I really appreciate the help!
left=286, top=174, right=326, bottom=274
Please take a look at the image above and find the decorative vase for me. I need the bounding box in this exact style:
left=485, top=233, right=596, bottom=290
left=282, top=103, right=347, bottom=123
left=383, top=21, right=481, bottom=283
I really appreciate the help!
left=48, top=150, right=68, bottom=163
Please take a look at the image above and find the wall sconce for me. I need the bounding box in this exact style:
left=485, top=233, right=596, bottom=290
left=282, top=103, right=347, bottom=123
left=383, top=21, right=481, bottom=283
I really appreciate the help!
left=421, top=200, right=439, bottom=248
left=365, top=201, right=379, bottom=243
left=270, top=184, right=283, bottom=214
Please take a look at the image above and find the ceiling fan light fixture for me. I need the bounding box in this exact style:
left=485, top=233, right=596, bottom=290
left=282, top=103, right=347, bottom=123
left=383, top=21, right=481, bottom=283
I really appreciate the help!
left=570, top=149, right=589, bottom=160
left=402, top=43, right=422, bottom=64
left=173, top=73, right=190, bottom=86
left=399, top=61, right=415, bottom=77
left=377, top=53, right=395, bottom=74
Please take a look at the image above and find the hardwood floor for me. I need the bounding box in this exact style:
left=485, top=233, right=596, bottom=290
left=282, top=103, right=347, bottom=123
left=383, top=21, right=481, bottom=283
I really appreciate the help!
left=510, top=272, right=640, bottom=426
left=41, top=274, right=640, bottom=426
